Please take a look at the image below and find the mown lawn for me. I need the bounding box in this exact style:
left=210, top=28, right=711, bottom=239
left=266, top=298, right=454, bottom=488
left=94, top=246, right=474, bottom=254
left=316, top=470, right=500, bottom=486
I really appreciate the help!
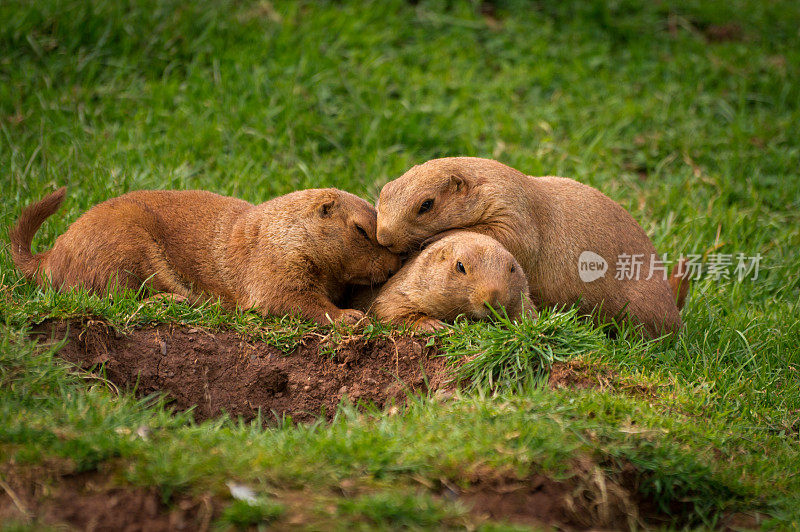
left=1, top=0, right=799, bottom=529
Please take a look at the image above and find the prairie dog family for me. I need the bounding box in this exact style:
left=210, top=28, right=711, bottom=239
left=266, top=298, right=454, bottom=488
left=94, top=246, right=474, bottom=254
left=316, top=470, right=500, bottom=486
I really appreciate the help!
left=352, top=230, right=533, bottom=331
left=10, top=187, right=400, bottom=325
left=12, top=157, right=688, bottom=335
left=376, top=157, right=688, bottom=337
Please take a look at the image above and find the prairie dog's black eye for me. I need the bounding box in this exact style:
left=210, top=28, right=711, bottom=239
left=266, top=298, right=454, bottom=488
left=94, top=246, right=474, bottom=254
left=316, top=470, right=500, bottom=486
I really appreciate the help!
left=456, top=261, right=466, bottom=274
left=418, top=199, right=434, bottom=215
left=510, top=265, right=516, bottom=273
left=355, top=225, right=369, bottom=240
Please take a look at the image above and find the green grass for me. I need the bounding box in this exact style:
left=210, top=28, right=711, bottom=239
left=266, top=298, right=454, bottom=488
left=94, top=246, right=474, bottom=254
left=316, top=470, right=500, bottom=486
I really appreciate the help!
left=2, top=0, right=800, bottom=528
left=441, top=305, right=642, bottom=391
left=218, top=496, right=286, bottom=529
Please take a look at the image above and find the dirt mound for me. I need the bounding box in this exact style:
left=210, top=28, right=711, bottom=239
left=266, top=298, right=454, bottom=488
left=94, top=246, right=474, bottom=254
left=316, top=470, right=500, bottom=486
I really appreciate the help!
left=31, top=320, right=654, bottom=425
left=32, top=319, right=452, bottom=423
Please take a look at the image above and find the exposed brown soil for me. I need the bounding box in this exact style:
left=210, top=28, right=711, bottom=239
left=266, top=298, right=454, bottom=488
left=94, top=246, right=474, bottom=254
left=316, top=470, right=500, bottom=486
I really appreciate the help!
left=666, top=15, right=747, bottom=44
left=456, top=459, right=669, bottom=530
left=549, top=359, right=606, bottom=390
left=462, top=474, right=589, bottom=529
left=549, top=359, right=657, bottom=399
left=30, top=320, right=655, bottom=426
left=31, top=319, right=452, bottom=424
left=0, top=464, right=220, bottom=531
left=702, top=22, right=745, bottom=42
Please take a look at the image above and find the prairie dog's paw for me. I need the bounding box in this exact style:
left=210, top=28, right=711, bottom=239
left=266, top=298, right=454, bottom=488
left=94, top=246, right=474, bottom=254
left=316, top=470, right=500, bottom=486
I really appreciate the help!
left=413, top=316, right=446, bottom=333
left=333, top=308, right=366, bottom=325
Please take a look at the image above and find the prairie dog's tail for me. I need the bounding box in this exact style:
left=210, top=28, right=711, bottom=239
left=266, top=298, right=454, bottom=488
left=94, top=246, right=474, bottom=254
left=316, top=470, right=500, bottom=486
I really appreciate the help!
left=9, top=187, right=67, bottom=279
left=668, top=256, right=690, bottom=310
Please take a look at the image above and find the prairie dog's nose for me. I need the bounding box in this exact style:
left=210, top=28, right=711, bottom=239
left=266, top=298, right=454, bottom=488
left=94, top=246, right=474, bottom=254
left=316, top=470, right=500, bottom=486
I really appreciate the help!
left=377, top=225, right=392, bottom=248
left=475, top=287, right=504, bottom=311
left=482, top=288, right=502, bottom=309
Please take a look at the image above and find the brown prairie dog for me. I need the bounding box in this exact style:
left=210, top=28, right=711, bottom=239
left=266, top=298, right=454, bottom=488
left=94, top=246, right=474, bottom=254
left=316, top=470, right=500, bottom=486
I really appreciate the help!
left=375, top=157, right=689, bottom=338
left=10, top=187, right=401, bottom=325
left=353, top=230, right=533, bottom=331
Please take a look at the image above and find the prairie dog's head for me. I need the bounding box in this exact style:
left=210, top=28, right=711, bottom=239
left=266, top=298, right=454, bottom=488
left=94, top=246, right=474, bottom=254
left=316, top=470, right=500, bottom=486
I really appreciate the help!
left=376, top=157, right=526, bottom=253
left=408, top=231, right=529, bottom=321
left=301, top=189, right=401, bottom=286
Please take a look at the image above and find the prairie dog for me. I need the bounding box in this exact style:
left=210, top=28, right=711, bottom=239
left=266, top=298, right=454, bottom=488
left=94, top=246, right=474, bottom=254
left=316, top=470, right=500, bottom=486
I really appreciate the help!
left=352, top=230, right=533, bottom=331
left=10, top=187, right=401, bottom=325
left=376, top=157, right=688, bottom=337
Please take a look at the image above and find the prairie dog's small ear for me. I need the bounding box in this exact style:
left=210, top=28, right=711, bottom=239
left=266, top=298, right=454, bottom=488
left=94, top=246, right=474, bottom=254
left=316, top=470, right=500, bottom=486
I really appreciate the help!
left=319, top=199, right=335, bottom=217
left=449, top=174, right=465, bottom=192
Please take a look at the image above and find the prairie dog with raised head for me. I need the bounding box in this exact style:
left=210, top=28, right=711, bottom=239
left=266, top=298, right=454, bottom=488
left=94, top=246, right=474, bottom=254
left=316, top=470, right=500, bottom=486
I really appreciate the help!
left=11, top=187, right=401, bottom=325
left=375, top=157, right=689, bottom=337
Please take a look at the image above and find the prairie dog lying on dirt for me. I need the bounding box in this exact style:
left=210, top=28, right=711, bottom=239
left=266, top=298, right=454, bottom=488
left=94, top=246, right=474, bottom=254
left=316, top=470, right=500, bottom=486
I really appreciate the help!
left=10, top=187, right=400, bottom=325
left=375, top=157, right=689, bottom=338
left=352, top=230, right=533, bottom=331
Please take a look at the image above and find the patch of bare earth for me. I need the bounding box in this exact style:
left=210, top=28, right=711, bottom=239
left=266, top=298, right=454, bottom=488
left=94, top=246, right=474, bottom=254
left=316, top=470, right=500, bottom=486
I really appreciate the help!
left=666, top=15, right=746, bottom=43
left=549, top=359, right=656, bottom=398
left=32, top=319, right=451, bottom=423
left=451, top=459, right=679, bottom=530
left=0, top=464, right=220, bottom=531
left=702, top=22, right=745, bottom=42
left=31, top=320, right=659, bottom=424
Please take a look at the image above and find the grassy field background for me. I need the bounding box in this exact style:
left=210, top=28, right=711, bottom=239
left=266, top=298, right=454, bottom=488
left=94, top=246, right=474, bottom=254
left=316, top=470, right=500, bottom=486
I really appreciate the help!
left=1, top=0, right=799, bottom=528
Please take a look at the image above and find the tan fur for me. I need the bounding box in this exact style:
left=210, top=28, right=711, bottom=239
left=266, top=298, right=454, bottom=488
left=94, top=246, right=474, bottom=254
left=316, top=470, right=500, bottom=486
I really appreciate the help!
left=10, top=188, right=400, bottom=325
left=351, top=231, right=533, bottom=331
left=376, top=157, right=689, bottom=338
left=10, top=186, right=67, bottom=278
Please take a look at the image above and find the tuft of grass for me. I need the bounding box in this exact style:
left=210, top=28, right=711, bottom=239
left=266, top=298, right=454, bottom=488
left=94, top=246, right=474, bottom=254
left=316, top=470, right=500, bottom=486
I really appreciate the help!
left=440, top=306, right=622, bottom=390
left=336, top=491, right=465, bottom=528
left=217, top=497, right=285, bottom=529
